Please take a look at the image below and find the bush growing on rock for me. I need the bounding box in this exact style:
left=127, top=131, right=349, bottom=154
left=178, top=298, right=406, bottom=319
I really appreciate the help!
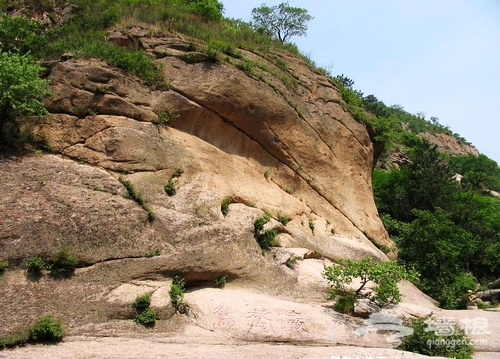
left=324, top=257, right=419, bottom=310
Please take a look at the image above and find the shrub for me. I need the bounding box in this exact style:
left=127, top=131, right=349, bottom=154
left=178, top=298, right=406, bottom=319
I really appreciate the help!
left=49, top=248, right=78, bottom=276
left=324, top=257, right=419, bottom=307
left=132, top=292, right=157, bottom=326
left=0, top=260, right=8, bottom=273
left=133, top=293, right=152, bottom=311
left=164, top=179, right=176, bottom=196
left=277, top=215, right=290, bottom=225
left=397, top=317, right=473, bottom=359
left=220, top=196, right=232, bottom=216
left=134, top=307, right=157, bottom=326
left=28, top=315, right=64, bottom=343
left=26, top=256, right=46, bottom=274
left=169, top=275, right=186, bottom=312
left=285, top=256, right=297, bottom=269
left=145, top=249, right=161, bottom=258
left=0, top=332, right=28, bottom=349
left=152, top=109, right=178, bottom=124
left=331, top=289, right=356, bottom=315
left=214, top=275, right=227, bottom=288
left=257, top=229, right=280, bottom=250
left=253, top=211, right=272, bottom=232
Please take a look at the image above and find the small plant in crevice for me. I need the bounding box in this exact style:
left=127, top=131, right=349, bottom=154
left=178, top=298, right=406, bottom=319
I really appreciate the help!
left=214, top=275, right=227, bottom=288
left=169, top=275, right=188, bottom=314
left=220, top=196, right=233, bottom=216
left=48, top=248, right=79, bottom=276
left=152, top=109, right=179, bottom=125
left=164, top=169, right=183, bottom=197
left=278, top=215, right=290, bottom=225
left=119, top=176, right=155, bottom=221
left=133, top=293, right=157, bottom=326
left=0, top=260, right=8, bottom=273
left=285, top=256, right=298, bottom=269
left=263, top=167, right=273, bottom=180
left=145, top=249, right=161, bottom=258
left=309, top=220, right=315, bottom=232
left=164, top=178, right=176, bottom=196
left=26, top=256, right=46, bottom=275
left=253, top=211, right=280, bottom=251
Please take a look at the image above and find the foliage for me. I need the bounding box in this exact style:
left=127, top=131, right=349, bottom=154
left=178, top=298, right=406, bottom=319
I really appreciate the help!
left=324, top=257, right=419, bottom=306
left=0, top=260, right=8, bottom=272
left=26, top=256, right=47, bottom=274
left=133, top=293, right=152, bottom=311
left=133, top=293, right=157, bottom=326
left=164, top=179, right=176, bottom=196
left=277, top=214, right=289, bottom=225
left=134, top=307, right=157, bottom=326
left=169, top=275, right=186, bottom=311
left=251, top=2, right=313, bottom=43
left=397, top=317, right=473, bottom=359
left=253, top=211, right=280, bottom=250
left=152, top=109, right=178, bottom=124
left=119, top=176, right=155, bottom=220
left=448, top=154, right=500, bottom=192
left=28, top=315, right=64, bottom=343
left=145, top=249, right=161, bottom=258
left=0, top=15, right=48, bottom=55
left=180, top=0, right=225, bottom=22
left=285, top=255, right=297, bottom=269
left=213, top=275, right=227, bottom=288
left=0, top=332, right=28, bottom=349
left=49, top=248, right=79, bottom=275
left=0, top=51, right=49, bottom=142
left=331, top=289, right=357, bottom=315
left=220, top=196, right=232, bottom=216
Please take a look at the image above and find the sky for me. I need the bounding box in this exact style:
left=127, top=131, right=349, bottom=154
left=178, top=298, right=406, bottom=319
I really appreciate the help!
left=221, top=0, right=500, bottom=164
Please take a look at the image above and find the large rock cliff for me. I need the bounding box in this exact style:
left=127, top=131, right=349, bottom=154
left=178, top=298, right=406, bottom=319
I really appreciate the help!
left=1, top=26, right=498, bottom=358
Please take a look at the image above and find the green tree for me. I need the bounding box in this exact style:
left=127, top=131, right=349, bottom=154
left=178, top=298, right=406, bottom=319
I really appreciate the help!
left=0, top=52, right=49, bottom=141
left=251, top=2, right=313, bottom=43
left=324, top=257, right=419, bottom=306
left=181, top=0, right=224, bottom=21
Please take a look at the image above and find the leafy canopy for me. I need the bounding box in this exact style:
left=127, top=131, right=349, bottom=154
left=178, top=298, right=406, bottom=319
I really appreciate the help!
left=324, top=257, right=419, bottom=305
left=0, top=51, right=49, bottom=140
left=251, top=2, right=313, bottom=43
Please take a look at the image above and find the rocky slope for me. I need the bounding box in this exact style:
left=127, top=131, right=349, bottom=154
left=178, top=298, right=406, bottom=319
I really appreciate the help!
left=1, top=25, right=498, bottom=358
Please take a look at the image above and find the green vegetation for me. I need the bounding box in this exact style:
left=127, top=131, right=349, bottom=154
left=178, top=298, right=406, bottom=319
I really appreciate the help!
left=277, top=214, right=290, bottom=225
left=253, top=211, right=280, bottom=251
left=152, top=109, right=178, bottom=125
left=26, top=256, right=47, bottom=274
left=373, top=140, right=500, bottom=309
left=251, top=2, right=313, bottom=43
left=164, top=179, right=176, bottom=196
left=169, top=275, right=187, bottom=313
left=213, top=275, right=227, bottom=288
left=0, top=314, right=64, bottom=349
left=285, top=255, right=297, bottom=269
left=28, top=314, right=64, bottom=343
left=0, top=260, right=8, bottom=273
left=48, top=248, right=79, bottom=276
left=133, top=293, right=157, bottom=326
left=145, top=249, right=161, bottom=258
left=220, top=196, right=232, bottom=216
left=119, top=176, right=155, bottom=221
left=324, top=257, right=419, bottom=309
left=0, top=51, right=49, bottom=145
left=398, top=317, right=473, bottom=359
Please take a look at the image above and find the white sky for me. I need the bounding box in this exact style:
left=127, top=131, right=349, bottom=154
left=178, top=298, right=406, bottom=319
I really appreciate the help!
left=221, top=0, right=500, bottom=164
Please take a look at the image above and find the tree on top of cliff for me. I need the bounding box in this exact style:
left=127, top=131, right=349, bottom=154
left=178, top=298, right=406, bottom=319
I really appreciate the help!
left=251, top=2, right=313, bottom=43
